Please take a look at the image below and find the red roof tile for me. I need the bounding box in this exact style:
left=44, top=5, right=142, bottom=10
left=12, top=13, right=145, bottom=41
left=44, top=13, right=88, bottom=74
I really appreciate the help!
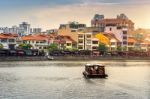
left=128, top=37, right=136, bottom=43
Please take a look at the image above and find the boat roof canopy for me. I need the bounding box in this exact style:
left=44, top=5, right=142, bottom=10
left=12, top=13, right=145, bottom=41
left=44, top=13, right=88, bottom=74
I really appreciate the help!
left=85, top=64, right=104, bottom=67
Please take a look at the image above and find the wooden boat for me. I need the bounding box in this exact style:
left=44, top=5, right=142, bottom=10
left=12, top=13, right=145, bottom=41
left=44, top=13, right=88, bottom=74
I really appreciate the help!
left=83, top=64, right=108, bottom=78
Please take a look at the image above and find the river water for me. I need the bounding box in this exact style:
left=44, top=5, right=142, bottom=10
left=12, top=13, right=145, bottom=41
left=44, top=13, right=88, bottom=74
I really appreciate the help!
left=0, top=60, right=150, bottom=99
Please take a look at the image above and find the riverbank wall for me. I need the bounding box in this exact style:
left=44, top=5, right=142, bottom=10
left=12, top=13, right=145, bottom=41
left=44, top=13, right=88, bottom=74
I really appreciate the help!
left=0, top=56, right=150, bottom=61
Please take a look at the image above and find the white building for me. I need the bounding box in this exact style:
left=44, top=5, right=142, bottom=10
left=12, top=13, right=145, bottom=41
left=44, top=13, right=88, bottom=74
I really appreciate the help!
left=0, top=34, right=17, bottom=49
left=105, top=25, right=128, bottom=50
left=21, top=34, right=53, bottom=51
left=78, top=32, right=99, bottom=51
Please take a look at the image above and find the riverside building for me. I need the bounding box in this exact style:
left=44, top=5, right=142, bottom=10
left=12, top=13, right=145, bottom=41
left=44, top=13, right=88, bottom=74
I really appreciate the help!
left=91, top=13, right=134, bottom=33
left=0, top=33, right=17, bottom=49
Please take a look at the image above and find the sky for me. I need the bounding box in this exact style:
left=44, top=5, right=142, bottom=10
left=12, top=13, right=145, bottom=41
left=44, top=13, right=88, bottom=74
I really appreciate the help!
left=0, top=0, right=150, bottom=30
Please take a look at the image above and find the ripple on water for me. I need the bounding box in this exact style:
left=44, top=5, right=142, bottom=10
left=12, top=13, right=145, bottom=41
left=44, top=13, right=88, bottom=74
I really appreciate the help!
left=0, top=61, right=149, bottom=99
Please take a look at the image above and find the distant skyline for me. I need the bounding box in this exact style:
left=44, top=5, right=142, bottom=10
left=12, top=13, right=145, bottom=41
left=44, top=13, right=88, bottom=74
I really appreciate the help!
left=0, top=0, right=150, bottom=30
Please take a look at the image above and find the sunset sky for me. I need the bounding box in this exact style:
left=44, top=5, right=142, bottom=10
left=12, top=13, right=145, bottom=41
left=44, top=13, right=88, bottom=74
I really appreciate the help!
left=0, top=0, right=150, bottom=30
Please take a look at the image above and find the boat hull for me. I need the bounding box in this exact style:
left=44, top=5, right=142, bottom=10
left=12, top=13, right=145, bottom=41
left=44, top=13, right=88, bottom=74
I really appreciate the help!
left=83, top=71, right=108, bottom=78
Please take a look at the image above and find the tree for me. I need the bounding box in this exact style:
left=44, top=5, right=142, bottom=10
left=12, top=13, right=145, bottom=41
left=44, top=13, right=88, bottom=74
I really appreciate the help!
left=98, top=43, right=108, bottom=55
left=117, top=46, right=122, bottom=52
left=122, top=46, right=127, bottom=51
left=0, top=44, right=3, bottom=49
left=48, top=43, right=58, bottom=52
left=19, top=43, right=32, bottom=49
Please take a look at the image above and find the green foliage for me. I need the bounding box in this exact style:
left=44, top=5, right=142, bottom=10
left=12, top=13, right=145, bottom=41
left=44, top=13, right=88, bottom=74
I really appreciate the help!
left=19, top=43, right=32, bottom=49
left=65, top=48, right=78, bottom=51
left=122, top=46, right=127, bottom=51
left=98, top=43, right=108, bottom=52
left=117, top=46, right=122, bottom=52
left=0, top=44, right=3, bottom=49
left=71, top=48, right=78, bottom=51
left=117, top=46, right=128, bottom=52
left=48, top=43, right=58, bottom=52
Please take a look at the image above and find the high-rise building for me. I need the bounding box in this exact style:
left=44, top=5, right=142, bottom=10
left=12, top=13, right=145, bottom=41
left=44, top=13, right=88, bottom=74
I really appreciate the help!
left=31, top=28, right=42, bottom=34
left=0, top=27, right=8, bottom=33
left=9, top=25, right=19, bottom=34
left=19, top=22, right=31, bottom=36
left=0, top=26, right=19, bottom=34
left=91, top=14, right=105, bottom=32
left=93, top=14, right=104, bottom=20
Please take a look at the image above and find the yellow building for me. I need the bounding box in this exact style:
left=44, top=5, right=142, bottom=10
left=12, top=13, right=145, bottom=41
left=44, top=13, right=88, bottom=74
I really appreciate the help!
left=95, top=33, right=110, bottom=46
left=95, top=33, right=121, bottom=51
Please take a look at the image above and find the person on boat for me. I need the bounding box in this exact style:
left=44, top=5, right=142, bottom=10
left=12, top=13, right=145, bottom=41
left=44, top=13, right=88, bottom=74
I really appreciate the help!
left=96, top=67, right=99, bottom=74
left=89, top=67, right=93, bottom=74
left=98, top=67, right=104, bottom=75
left=91, top=66, right=97, bottom=74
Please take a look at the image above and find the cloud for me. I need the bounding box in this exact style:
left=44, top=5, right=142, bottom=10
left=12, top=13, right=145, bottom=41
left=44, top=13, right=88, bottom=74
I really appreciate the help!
left=1, top=0, right=150, bottom=9
left=26, top=3, right=150, bottom=30
left=0, top=0, right=150, bottom=30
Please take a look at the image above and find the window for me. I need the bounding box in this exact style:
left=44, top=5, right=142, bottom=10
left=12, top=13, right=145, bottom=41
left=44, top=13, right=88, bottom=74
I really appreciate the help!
left=9, top=39, right=15, bottom=42
left=87, top=40, right=91, bottom=44
left=78, top=46, right=83, bottom=49
left=92, top=41, right=98, bottom=44
left=78, top=34, right=83, bottom=38
left=78, top=29, right=83, bottom=32
left=1, top=39, right=7, bottom=43
left=78, top=40, right=83, bottom=43
left=86, top=35, right=91, bottom=38
left=67, top=43, right=71, bottom=46
left=128, top=43, right=133, bottom=46
left=111, top=42, right=116, bottom=45
left=110, top=28, right=112, bottom=31
left=44, top=47, right=47, bottom=49
left=71, top=30, right=76, bottom=32
left=123, top=36, right=127, bottom=39
left=23, top=41, right=27, bottom=43
left=40, top=40, right=46, bottom=43
left=123, top=31, right=127, bottom=35
left=92, top=46, right=98, bottom=50
left=123, top=41, right=127, bottom=45
left=117, top=26, right=122, bottom=29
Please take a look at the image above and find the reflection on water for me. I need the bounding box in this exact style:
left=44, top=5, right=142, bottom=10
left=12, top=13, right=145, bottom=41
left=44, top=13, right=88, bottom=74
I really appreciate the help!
left=0, top=61, right=149, bottom=99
